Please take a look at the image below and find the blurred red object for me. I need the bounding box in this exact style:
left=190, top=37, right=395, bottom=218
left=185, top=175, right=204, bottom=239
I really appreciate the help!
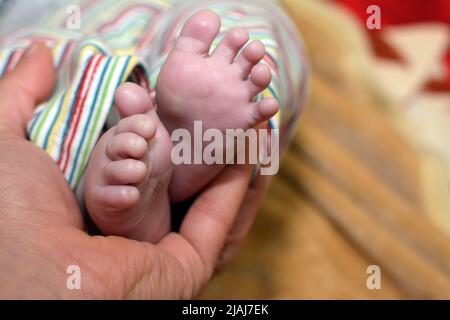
left=336, top=0, right=450, bottom=91
left=337, top=0, right=450, bottom=25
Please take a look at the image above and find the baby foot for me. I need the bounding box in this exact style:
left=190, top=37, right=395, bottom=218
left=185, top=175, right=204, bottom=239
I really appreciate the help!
left=157, top=10, right=279, bottom=201
left=84, top=83, right=172, bottom=243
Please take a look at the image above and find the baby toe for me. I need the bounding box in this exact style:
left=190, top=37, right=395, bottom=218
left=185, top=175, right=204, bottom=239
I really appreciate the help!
left=247, top=64, right=272, bottom=98
left=104, top=159, right=147, bottom=185
left=256, top=98, right=280, bottom=121
left=235, top=40, right=266, bottom=79
left=212, top=27, right=249, bottom=62
left=106, top=132, right=148, bottom=160
left=92, top=185, right=140, bottom=211
left=175, top=10, right=221, bottom=55
left=115, top=114, right=156, bottom=140
left=246, top=98, right=280, bottom=128
left=115, top=83, right=154, bottom=117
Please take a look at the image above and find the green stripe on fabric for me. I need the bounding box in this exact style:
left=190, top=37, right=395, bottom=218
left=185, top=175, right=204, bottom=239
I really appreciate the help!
left=74, top=57, right=120, bottom=186
left=30, top=96, right=60, bottom=143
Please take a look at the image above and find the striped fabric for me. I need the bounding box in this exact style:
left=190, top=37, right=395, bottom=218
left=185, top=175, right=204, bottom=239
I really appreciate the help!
left=0, top=0, right=307, bottom=191
left=28, top=51, right=143, bottom=189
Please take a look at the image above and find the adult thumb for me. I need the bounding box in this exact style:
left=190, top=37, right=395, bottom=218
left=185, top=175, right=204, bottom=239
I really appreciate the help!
left=0, top=43, right=55, bottom=137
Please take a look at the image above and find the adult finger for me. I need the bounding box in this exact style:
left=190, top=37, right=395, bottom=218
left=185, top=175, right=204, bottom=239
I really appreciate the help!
left=158, top=164, right=254, bottom=294
left=0, top=43, right=55, bottom=138
left=216, top=174, right=271, bottom=271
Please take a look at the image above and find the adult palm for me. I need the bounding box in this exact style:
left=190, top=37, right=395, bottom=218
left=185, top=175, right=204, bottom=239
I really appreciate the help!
left=0, top=45, right=268, bottom=299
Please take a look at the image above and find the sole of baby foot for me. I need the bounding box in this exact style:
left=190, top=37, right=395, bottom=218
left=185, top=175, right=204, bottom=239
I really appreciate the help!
left=156, top=10, right=279, bottom=202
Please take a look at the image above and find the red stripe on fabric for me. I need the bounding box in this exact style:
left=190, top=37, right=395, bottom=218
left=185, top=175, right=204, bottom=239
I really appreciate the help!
left=61, top=55, right=104, bottom=173
left=57, top=55, right=96, bottom=167
left=57, top=57, right=94, bottom=168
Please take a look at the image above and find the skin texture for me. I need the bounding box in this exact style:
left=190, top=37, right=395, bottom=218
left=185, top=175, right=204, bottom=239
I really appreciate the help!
left=157, top=10, right=279, bottom=202
left=84, top=83, right=173, bottom=243
left=0, top=43, right=269, bottom=299
left=0, top=45, right=267, bottom=299
left=84, top=10, right=278, bottom=241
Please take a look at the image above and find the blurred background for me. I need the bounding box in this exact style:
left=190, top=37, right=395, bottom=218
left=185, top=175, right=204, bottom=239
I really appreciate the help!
left=201, top=0, right=450, bottom=299
left=1, top=0, right=450, bottom=299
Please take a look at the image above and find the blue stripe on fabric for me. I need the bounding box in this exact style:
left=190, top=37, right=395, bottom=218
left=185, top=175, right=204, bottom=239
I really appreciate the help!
left=27, top=107, right=45, bottom=137
left=43, top=95, right=64, bottom=149
left=68, top=57, right=112, bottom=185
left=54, top=55, right=94, bottom=162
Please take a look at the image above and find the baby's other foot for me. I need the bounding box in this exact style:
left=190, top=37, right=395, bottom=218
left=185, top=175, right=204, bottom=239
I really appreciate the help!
left=84, top=83, right=172, bottom=243
left=156, top=10, right=279, bottom=201
left=157, top=10, right=278, bottom=132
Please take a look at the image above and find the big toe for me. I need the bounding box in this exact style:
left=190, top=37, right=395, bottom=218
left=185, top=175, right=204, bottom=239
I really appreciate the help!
left=175, top=10, right=221, bottom=55
left=115, top=82, right=154, bottom=118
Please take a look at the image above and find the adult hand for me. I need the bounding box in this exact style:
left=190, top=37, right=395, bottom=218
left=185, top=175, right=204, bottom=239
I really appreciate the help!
left=0, top=44, right=268, bottom=299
